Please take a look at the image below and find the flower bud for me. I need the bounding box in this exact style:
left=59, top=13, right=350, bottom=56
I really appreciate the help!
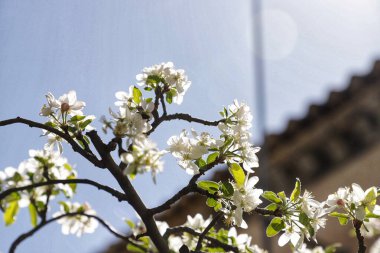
left=61, top=103, right=70, bottom=112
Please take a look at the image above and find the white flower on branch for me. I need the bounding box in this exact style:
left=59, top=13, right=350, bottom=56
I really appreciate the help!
left=229, top=176, right=263, bottom=229
left=41, top=90, right=86, bottom=117
left=109, top=107, right=152, bottom=138
left=120, top=135, right=165, bottom=183
left=167, top=129, right=214, bottom=175
left=54, top=202, right=98, bottom=237
left=136, top=61, right=191, bottom=105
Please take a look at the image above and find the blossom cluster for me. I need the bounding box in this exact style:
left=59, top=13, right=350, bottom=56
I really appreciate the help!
left=0, top=149, right=77, bottom=226
left=167, top=129, right=221, bottom=175
left=327, top=183, right=378, bottom=222
left=120, top=135, right=166, bottom=183
left=40, top=90, right=94, bottom=153
left=127, top=214, right=267, bottom=253
left=262, top=180, right=333, bottom=250
left=53, top=201, right=98, bottom=237
left=136, top=61, right=191, bottom=105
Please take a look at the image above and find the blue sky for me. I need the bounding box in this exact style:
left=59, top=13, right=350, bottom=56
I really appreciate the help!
left=0, top=1, right=380, bottom=252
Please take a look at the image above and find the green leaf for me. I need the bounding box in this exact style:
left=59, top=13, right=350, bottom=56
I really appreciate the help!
left=329, top=212, right=350, bottom=219
left=63, top=163, right=73, bottom=171
left=366, top=213, right=380, bottom=219
left=4, top=201, right=19, bottom=226
left=266, top=217, right=285, bottom=237
left=265, top=203, right=278, bottom=212
left=228, top=163, right=245, bottom=187
left=79, top=119, right=92, bottom=129
left=166, top=90, right=173, bottom=104
left=197, top=181, right=220, bottom=194
left=4, top=192, right=21, bottom=203
left=213, top=201, right=222, bottom=212
left=277, top=191, right=287, bottom=202
left=44, top=121, right=57, bottom=128
left=206, top=198, right=218, bottom=207
left=126, top=243, right=145, bottom=253
left=69, top=115, right=86, bottom=122
left=59, top=201, right=70, bottom=213
left=220, top=181, right=234, bottom=197
left=145, top=98, right=153, bottom=103
left=195, top=158, right=206, bottom=170
left=290, top=178, right=301, bottom=202
left=28, top=204, right=38, bottom=227
left=133, top=86, right=142, bottom=104
left=146, top=75, right=162, bottom=85
left=299, top=212, right=309, bottom=226
left=261, top=191, right=282, bottom=204
left=338, top=217, right=348, bottom=225
left=207, top=152, right=219, bottom=164
left=144, top=86, right=153, bottom=91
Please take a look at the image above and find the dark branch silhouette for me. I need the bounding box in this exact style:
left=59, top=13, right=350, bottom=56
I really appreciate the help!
left=0, top=117, right=104, bottom=168
left=9, top=212, right=133, bottom=253
left=0, top=179, right=128, bottom=202
left=353, top=219, right=367, bottom=253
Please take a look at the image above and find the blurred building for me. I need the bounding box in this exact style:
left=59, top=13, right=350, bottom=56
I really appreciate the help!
left=102, top=60, right=380, bottom=253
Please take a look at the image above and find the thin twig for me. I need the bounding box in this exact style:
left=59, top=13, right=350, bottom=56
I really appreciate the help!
left=0, top=117, right=104, bottom=168
left=9, top=212, right=132, bottom=253
left=149, top=157, right=224, bottom=215
left=194, top=212, right=222, bottom=252
left=0, top=179, right=128, bottom=202
left=353, top=219, right=366, bottom=253
left=147, top=113, right=224, bottom=135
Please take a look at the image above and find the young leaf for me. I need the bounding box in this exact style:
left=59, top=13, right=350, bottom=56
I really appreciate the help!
left=59, top=201, right=70, bottom=213
left=329, top=212, right=349, bottom=218
left=133, top=86, right=142, bottom=104
left=206, top=197, right=218, bottom=208
left=197, top=181, right=220, bottom=194
left=79, top=119, right=92, bottom=130
left=220, top=181, right=234, bottom=197
left=127, top=243, right=145, bottom=253
left=166, top=90, right=173, bottom=104
left=228, top=163, right=245, bottom=187
left=265, top=203, right=278, bottom=212
left=28, top=204, right=38, bottom=227
left=338, top=217, right=348, bottom=225
left=207, top=152, right=219, bottom=164
left=261, top=191, right=282, bottom=204
left=290, top=178, right=301, bottom=202
left=4, top=201, right=19, bottom=226
left=266, top=217, right=285, bottom=237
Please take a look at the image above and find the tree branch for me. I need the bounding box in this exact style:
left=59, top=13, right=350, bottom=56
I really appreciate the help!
left=194, top=212, right=222, bottom=252
left=147, top=113, right=224, bottom=135
left=353, top=219, right=366, bottom=253
left=9, top=212, right=132, bottom=253
left=0, top=179, right=128, bottom=202
left=149, top=157, right=224, bottom=215
left=0, top=117, right=104, bottom=168
left=86, top=130, right=170, bottom=252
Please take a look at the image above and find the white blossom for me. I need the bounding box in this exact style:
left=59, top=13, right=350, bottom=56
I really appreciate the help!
left=136, top=62, right=191, bottom=105
left=167, top=129, right=211, bottom=175
left=54, top=202, right=98, bottom=237
left=120, top=135, right=165, bottom=182
left=41, top=90, right=85, bottom=117
left=110, top=107, right=152, bottom=138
